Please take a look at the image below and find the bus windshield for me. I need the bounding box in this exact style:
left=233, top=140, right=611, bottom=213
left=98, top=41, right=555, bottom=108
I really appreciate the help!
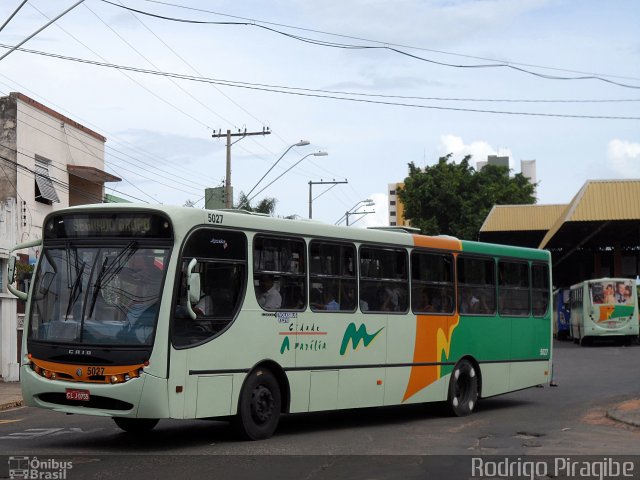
left=28, top=244, right=170, bottom=346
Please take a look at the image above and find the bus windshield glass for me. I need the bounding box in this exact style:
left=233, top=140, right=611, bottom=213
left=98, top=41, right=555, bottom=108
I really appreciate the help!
left=28, top=244, right=170, bottom=346
left=590, top=279, right=636, bottom=305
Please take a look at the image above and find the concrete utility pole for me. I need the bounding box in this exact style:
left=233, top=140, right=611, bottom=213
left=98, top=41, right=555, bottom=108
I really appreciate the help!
left=308, top=179, right=348, bottom=219
left=212, top=127, right=271, bottom=208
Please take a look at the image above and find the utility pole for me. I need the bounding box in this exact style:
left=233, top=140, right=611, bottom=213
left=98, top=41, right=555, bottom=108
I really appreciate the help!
left=308, top=179, right=348, bottom=219
left=212, top=127, right=271, bottom=208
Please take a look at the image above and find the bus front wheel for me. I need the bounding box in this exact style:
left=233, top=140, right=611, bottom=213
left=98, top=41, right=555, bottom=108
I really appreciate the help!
left=447, top=359, right=478, bottom=417
left=113, top=417, right=159, bottom=433
left=233, top=368, right=281, bottom=440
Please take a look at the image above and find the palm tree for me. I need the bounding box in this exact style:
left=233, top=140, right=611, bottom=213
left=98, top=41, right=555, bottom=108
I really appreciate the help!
left=237, top=192, right=277, bottom=215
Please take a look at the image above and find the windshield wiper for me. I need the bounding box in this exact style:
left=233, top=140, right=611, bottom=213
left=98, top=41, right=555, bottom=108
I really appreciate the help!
left=86, top=241, right=137, bottom=319
left=64, top=261, right=86, bottom=320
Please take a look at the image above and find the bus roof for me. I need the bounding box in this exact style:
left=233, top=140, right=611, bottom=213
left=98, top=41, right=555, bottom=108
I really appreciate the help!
left=46, top=203, right=549, bottom=260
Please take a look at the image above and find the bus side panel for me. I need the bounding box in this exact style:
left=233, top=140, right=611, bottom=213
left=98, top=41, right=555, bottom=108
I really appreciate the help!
left=509, top=361, right=550, bottom=391
left=384, top=369, right=447, bottom=405
left=510, top=316, right=551, bottom=360
left=337, top=368, right=385, bottom=409
left=477, top=363, right=511, bottom=397
left=287, top=370, right=311, bottom=413
left=137, top=374, right=170, bottom=418
left=194, top=375, right=233, bottom=418
left=309, top=370, right=339, bottom=411
left=384, top=312, right=418, bottom=406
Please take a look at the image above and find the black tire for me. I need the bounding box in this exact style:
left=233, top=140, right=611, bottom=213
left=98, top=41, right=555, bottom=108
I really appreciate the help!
left=113, top=417, right=159, bottom=433
left=580, top=336, right=591, bottom=346
left=233, top=368, right=281, bottom=440
left=447, top=359, right=478, bottom=417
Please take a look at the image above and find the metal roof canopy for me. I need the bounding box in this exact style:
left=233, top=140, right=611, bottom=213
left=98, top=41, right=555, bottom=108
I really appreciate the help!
left=67, top=165, right=121, bottom=183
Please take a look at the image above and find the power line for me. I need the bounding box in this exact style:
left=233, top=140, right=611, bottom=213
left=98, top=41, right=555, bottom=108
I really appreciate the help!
left=134, top=0, right=640, bottom=84
left=0, top=75, right=220, bottom=188
left=112, top=0, right=298, bottom=163
left=62, top=124, right=158, bottom=203
left=3, top=44, right=637, bottom=120
left=28, top=3, right=213, bottom=132
left=0, top=0, right=30, bottom=33
left=0, top=148, right=151, bottom=203
left=14, top=108, right=204, bottom=197
left=29, top=2, right=306, bottom=189
left=0, top=0, right=85, bottom=63
left=102, top=0, right=640, bottom=90
left=82, top=2, right=235, bottom=129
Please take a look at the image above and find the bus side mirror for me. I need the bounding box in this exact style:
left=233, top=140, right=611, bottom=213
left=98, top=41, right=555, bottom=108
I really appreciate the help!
left=7, top=255, right=28, bottom=301
left=7, top=256, right=16, bottom=284
left=185, top=258, right=200, bottom=320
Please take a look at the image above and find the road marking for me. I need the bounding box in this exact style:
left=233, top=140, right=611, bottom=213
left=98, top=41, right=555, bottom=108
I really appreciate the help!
left=0, top=419, right=22, bottom=425
left=0, top=427, right=103, bottom=440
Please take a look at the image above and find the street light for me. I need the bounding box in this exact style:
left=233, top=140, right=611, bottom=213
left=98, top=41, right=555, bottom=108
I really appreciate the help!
left=243, top=140, right=310, bottom=201
left=245, top=151, right=328, bottom=206
left=335, top=199, right=374, bottom=225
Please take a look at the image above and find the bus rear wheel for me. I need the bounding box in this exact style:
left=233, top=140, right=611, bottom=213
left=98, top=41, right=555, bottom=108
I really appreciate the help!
left=113, top=417, right=159, bottom=433
left=233, top=368, right=281, bottom=440
left=447, top=359, right=478, bottom=417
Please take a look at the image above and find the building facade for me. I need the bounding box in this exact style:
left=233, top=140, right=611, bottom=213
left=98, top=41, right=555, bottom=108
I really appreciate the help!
left=0, top=92, right=118, bottom=381
left=388, top=182, right=410, bottom=227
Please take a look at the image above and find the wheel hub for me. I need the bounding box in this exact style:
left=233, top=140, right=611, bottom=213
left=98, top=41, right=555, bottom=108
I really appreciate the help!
left=251, top=385, right=274, bottom=424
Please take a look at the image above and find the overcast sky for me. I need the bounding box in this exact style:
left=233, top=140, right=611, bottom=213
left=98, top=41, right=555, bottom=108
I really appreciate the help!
left=1, top=0, right=638, bottom=228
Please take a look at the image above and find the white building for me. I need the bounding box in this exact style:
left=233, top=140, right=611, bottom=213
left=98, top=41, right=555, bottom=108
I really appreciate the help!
left=0, top=92, right=119, bottom=381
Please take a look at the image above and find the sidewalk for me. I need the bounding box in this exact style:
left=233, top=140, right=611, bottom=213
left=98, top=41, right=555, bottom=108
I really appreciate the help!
left=0, top=381, right=23, bottom=410
left=606, top=398, right=640, bottom=427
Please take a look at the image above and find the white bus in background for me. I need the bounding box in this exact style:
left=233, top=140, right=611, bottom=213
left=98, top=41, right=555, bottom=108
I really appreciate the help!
left=569, top=278, right=639, bottom=345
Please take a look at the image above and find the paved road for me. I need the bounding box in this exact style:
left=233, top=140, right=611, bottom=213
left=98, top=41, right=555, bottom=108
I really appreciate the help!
left=1, top=340, right=639, bottom=478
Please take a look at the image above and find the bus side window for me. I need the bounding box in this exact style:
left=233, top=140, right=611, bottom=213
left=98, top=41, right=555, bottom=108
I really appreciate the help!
left=172, top=229, right=247, bottom=348
left=457, top=256, right=496, bottom=316
left=309, top=241, right=357, bottom=313
left=360, top=246, right=408, bottom=314
left=254, top=235, right=306, bottom=311
left=411, top=251, right=454, bottom=314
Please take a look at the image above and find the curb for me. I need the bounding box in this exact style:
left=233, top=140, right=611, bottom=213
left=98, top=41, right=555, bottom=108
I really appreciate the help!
left=0, top=400, right=23, bottom=411
left=606, top=399, right=640, bottom=428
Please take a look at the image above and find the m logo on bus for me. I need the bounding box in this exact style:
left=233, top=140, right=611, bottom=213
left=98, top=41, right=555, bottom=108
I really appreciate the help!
left=340, top=323, right=384, bottom=356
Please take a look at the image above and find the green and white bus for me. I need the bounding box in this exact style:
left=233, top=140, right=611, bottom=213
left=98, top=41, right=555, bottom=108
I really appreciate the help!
left=569, top=278, right=639, bottom=346
left=9, top=204, right=552, bottom=439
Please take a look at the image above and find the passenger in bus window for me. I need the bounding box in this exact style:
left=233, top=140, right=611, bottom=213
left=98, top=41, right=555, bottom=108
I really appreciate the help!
left=375, top=286, right=396, bottom=311
left=434, top=287, right=453, bottom=313
left=257, top=274, right=282, bottom=309
left=193, top=293, right=212, bottom=316
left=414, top=287, right=434, bottom=312
left=323, top=287, right=340, bottom=311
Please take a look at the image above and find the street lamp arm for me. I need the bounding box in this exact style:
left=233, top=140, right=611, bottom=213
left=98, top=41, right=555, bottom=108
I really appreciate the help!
left=247, top=151, right=327, bottom=205
left=244, top=140, right=310, bottom=201
left=349, top=210, right=375, bottom=227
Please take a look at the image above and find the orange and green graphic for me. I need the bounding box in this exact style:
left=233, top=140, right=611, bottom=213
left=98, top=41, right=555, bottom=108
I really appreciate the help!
left=402, top=314, right=460, bottom=401
left=340, top=323, right=384, bottom=355
left=401, top=234, right=463, bottom=402
left=598, top=304, right=635, bottom=322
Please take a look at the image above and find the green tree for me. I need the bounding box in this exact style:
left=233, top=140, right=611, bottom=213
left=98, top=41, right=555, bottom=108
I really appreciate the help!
left=397, top=154, right=536, bottom=240
left=237, top=192, right=277, bottom=215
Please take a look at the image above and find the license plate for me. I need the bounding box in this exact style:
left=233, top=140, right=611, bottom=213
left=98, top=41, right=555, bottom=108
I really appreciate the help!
left=65, top=389, right=90, bottom=401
